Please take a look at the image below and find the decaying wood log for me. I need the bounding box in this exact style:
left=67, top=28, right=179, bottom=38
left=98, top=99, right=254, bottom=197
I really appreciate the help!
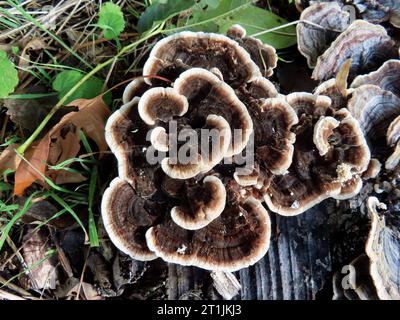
left=166, top=202, right=334, bottom=300
left=167, top=264, right=208, bottom=299
left=238, top=202, right=332, bottom=300
left=210, top=271, right=241, bottom=300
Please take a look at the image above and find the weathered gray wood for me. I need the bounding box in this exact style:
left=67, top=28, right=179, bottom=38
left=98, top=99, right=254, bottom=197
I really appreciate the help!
left=165, top=202, right=336, bottom=300
left=238, top=202, right=332, bottom=300
left=210, top=271, right=241, bottom=300
left=167, top=264, right=208, bottom=299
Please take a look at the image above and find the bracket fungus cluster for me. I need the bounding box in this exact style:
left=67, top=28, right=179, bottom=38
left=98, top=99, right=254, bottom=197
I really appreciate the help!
left=292, top=0, right=400, bottom=299
left=333, top=197, right=400, bottom=300
left=102, top=28, right=277, bottom=272
left=99, top=0, right=400, bottom=299
left=365, top=197, right=400, bottom=300
left=295, top=0, right=400, bottom=28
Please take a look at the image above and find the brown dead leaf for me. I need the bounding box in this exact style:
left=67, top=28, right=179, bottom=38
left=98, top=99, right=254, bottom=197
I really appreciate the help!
left=0, top=144, right=21, bottom=179
left=18, top=38, right=46, bottom=80
left=13, top=95, right=110, bottom=195
left=48, top=124, right=80, bottom=165
left=87, top=251, right=113, bottom=290
left=46, top=96, right=110, bottom=183
left=14, top=136, right=50, bottom=195
left=22, top=227, right=58, bottom=290
left=19, top=197, right=76, bottom=229
left=4, top=86, right=60, bottom=132
left=47, top=123, right=86, bottom=184
left=65, top=96, right=110, bottom=155
left=55, top=277, right=103, bottom=300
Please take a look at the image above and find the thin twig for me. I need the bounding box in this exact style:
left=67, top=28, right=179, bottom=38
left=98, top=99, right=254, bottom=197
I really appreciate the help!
left=0, top=288, right=26, bottom=300
left=0, top=274, right=39, bottom=299
left=75, top=247, right=90, bottom=300
left=252, top=19, right=342, bottom=37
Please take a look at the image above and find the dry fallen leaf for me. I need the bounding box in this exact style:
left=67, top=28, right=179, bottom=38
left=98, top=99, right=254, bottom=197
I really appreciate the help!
left=47, top=123, right=85, bottom=184
left=19, top=197, right=76, bottom=229
left=12, top=95, right=110, bottom=195
left=14, top=136, right=50, bottom=195
left=22, top=227, right=58, bottom=290
left=65, top=96, right=110, bottom=155
left=0, top=144, right=21, bottom=179
left=55, top=277, right=103, bottom=300
left=18, top=38, right=46, bottom=80
left=4, top=87, right=59, bottom=132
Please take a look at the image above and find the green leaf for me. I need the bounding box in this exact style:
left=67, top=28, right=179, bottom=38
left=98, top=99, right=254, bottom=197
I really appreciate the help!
left=98, top=2, right=125, bottom=40
left=198, top=0, right=220, bottom=9
left=138, top=0, right=195, bottom=33
left=52, top=70, right=111, bottom=105
left=187, top=2, right=297, bottom=49
left=0, top=50, right=19, bottom=99
left=11, top=46, right=20, bottom=55
left=186, top=0, right=252, bottom=33
left=219, top=5, right=297, bottom=49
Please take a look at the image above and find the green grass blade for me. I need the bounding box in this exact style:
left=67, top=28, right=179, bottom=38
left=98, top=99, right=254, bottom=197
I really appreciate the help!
left=49, top=191, right=88, bottom=240
left=88, top=167, right=99, bottom=247
left=5, top=93, right=58, bottom=100
left=0, top=192, right=40, bottom=252
left=0, top=249, right=56, bottom=289
left=79, top=130, right=99, bottom=247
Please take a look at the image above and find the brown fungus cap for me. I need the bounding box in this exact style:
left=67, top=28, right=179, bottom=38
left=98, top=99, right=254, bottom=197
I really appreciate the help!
left=105, top=98, right=157, bottom=191
left=297, top=2, right=351, bottom=68
left=347, top=84, right=400, bottom=148
left=314, top=59, right=352, bottom=110
left=313, top=116, right=340, bottom=156
left=385, top=142, right=400, bottom=170
left=160, top=113, right=232, bottom=179
left=385, top=115, right=400, bottom=170
left=201, top=115, right=232, bottom=170
left=150, top=126, right=168, bottom=152
left=366, top=197, right=400, bottom=300
left=348, top=83, right=400, bottom=170
left=138, top=87, right=188, bottom=125
left=387, top=116, right=400, bottom=147
left=161, top=153, right=204, bottom=180
left=234, top=76, right=279, bottom=112
left=101, top=178, right=163, bottom=261
left=143, top=31, right=262, bottom=87
left=226, top=24, right=278, bottom=78
left=145, top=194, right=271, bottom=272
left=363, top=158, right=382, bottom=179
left=171, top=175, right=226, bottom=230
left=138, top=67, right=256, bottom=179
left=252, top=97, right=298, bottom=175
left=351, top=60, right=400, bottom=99
left=122, top=77, right=150, bottom=104
left=263, top=94, right=370, bottom=216
left=231, top=95, right=297, bottom=193
left=354, top=0, right=400, bottom=27
left=332, top=254, right=379, bottom=300
left=312, top=20, right=398, bottom=82
left=105, top=98, right=139, bottom=184
left=233, top=166, right=261, bottom=187
left=173, top=68, right=253, bottom=158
